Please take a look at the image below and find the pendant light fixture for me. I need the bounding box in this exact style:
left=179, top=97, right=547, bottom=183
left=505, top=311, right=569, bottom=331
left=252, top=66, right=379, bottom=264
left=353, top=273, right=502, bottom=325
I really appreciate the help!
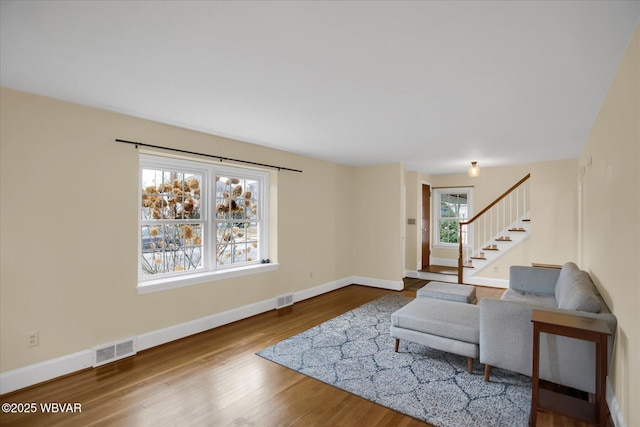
left=468, top=161, right=480, bottom=177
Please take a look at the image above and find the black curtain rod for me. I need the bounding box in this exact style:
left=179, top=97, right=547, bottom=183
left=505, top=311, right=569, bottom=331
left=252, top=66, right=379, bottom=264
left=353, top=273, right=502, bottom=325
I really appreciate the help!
left=115, top=139, right=303, bottom=173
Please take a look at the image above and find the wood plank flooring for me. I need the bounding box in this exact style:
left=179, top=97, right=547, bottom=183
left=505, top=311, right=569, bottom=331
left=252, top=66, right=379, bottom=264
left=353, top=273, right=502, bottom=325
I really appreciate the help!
left=0, top=285, right=591, bottom=426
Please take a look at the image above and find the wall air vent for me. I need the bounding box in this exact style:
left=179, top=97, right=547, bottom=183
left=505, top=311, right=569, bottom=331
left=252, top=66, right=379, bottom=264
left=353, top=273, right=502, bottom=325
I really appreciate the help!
left=276, top=294, right=294, bottom=309
left=92, top=337, right=137, bottom=367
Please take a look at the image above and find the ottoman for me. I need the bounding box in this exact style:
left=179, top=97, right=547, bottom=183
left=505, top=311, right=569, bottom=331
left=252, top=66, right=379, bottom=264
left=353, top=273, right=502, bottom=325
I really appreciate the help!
left=390, top=297, right=480, bottom=373
left=417, top=281, right=477, bottom=304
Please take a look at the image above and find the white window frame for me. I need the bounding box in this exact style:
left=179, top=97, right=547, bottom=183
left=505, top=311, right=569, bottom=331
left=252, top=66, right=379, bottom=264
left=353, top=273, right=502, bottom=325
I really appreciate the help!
left=138, top=154, right=276, bottom=294
left=432, top=187, right=473, bottom=248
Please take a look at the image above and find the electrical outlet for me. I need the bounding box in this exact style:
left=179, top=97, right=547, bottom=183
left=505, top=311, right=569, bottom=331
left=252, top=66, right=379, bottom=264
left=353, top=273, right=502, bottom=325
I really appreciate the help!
left=28, top=331, right=39, bottom=348
left=494, top=266, right=500, bottom=273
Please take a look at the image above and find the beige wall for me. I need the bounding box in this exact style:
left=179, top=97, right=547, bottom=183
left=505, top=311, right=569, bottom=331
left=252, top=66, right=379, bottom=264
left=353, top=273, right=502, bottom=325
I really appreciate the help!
left=579, top=23, right=639, bottom=427
left=351, top=163, right=405, bottom=281
left=404, top=160, right=578, bottom=278
left=0, top=88, right=401, bottom=373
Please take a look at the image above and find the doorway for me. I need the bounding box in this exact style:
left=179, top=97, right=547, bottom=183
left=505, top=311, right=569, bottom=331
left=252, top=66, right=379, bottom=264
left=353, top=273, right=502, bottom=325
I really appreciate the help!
left=421, top=184, right=431, bottom=268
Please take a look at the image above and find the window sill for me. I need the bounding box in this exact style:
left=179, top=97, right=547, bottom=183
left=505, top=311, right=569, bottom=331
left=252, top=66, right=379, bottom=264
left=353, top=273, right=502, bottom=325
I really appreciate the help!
left=137, top=263, right=279, bottom=294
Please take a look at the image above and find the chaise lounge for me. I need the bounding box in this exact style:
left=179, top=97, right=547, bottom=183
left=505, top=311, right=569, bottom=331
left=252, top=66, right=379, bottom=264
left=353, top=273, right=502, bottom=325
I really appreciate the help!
left=390, top=262, right=616, bottom=396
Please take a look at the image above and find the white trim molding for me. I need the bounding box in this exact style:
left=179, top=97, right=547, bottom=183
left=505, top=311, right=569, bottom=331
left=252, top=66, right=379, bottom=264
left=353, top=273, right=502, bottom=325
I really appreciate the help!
left=293, top=277, right=353, bottom=303
left=138, top=263, right=279, bottom=294
left=0, top=350, right=93, bottom=395
left=430, top=257, right=458, bottom=268
left=404, top=270, right=419, bottom=279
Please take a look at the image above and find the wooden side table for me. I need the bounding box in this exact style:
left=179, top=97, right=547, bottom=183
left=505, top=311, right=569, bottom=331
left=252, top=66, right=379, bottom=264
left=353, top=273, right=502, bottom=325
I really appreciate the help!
left=530, top=310, right=611, bottom=426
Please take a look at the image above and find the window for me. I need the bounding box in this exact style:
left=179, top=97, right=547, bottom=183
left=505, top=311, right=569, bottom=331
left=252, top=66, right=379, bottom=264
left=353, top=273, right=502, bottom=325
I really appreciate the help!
left=214, top=173, right=261, bottom=266
left=433, top=188, right=472, bottom=246
left=139, top=154, right=271, bottom=291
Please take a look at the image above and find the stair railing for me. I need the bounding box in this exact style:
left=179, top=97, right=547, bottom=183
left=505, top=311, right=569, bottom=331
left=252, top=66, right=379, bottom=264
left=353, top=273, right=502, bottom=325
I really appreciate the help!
left=457, top=173, right=531, bottom=283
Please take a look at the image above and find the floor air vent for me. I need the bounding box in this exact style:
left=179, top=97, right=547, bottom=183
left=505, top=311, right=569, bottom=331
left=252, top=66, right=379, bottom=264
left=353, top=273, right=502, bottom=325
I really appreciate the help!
left=276, top=294, right=294, bottom=309
left=92, top=338, right=137, bottom=367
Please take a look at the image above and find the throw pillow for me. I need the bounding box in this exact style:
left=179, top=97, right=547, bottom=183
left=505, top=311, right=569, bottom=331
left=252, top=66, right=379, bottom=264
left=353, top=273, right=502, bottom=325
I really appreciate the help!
left=556, top=267, right=601, bottom=313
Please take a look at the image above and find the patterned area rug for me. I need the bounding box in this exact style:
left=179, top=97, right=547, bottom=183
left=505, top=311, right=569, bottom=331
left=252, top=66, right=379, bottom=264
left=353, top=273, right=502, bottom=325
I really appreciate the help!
left=257, top=294, right=531, bottom=427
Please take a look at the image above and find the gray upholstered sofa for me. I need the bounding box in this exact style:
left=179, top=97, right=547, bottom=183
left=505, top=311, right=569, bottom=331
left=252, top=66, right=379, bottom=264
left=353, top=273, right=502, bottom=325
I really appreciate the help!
left=480, top=262, right=616, bottom=394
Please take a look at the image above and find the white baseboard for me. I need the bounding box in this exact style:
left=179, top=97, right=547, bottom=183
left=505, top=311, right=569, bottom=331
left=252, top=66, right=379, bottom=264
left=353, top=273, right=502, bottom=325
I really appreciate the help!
left=418, top=272, right=459, bottom=283
left=0, top=350, right=93, bottom=395
left=430, top=257, right=458, bottom=267
left=136, top=298, right=276, bottom=352
left=137, top=278, right=357, bottom=352
left=293, top=277, right=353, bottom=303
left=404, top=270, right=419, bottom=278
left=0, top=276, right=381, bottom=395
left=607, top=376, right=626, bottom=427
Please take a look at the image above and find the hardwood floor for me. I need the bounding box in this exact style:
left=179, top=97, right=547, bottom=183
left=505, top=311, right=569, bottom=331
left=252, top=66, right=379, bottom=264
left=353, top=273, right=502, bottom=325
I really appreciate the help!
left=0, top=285, right=591, bottom=426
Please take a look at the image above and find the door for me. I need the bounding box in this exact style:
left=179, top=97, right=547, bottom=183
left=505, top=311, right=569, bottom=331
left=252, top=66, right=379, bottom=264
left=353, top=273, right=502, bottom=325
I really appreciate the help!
left=421, top=184, right=431, bottom=268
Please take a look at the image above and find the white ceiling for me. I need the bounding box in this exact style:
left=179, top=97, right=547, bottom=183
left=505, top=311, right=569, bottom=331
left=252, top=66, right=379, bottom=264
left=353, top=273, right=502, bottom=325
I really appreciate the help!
left=1, top=1, right=638, bottom=175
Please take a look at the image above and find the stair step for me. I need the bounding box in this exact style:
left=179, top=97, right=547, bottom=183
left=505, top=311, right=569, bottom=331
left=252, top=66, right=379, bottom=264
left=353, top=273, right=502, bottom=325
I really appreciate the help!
left=522, top=219, right=531, bottom=222
left=508, top=227, right=527, bottom=232
left=495, top=236, right=512, bottom=242
left=470, top=256, right=487, bottom=260
left=483, top=245, right=499, bottom=251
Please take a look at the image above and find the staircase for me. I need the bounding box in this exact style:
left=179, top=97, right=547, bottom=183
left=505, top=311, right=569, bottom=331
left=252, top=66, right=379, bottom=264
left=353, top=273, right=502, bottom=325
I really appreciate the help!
left=457, top=174, right=531, bottom=283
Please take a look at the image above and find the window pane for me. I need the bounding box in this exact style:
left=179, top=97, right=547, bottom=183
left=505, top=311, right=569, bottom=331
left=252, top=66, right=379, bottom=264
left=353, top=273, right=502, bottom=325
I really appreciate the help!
left=140, top=224, right=203, bottom=276
left=142, top=169, right=201, bottom=220
left=216, top=222, right=259, bottom=266
left=245, top=223, right=258, bottom=243
left=439, top=219, right=459, bottom=244
left=440, top=201, right=456, bottom=218
left=215, top=176, right=258, bottom=221
left=440, top=194, right=468, bottom=218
